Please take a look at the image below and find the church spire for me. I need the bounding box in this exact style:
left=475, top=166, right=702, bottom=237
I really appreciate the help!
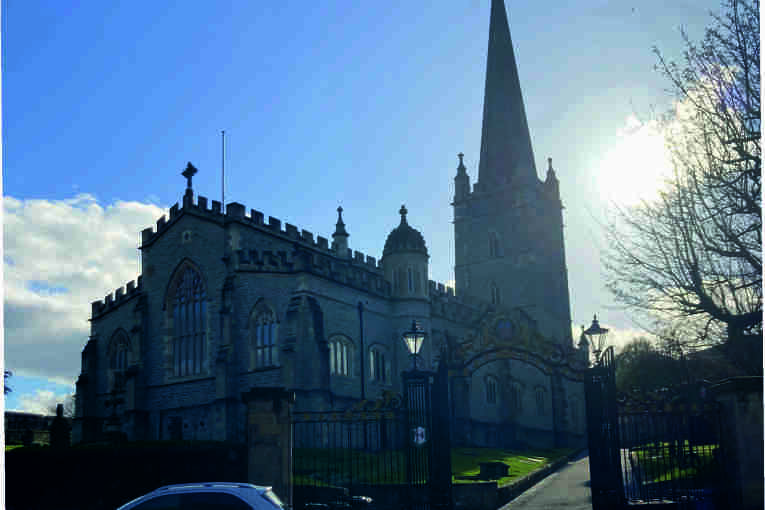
left=477, top=0, right=537, bottom=188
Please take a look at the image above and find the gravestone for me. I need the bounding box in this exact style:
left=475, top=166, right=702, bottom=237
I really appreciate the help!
left=49, top=403, right=71, bottom=448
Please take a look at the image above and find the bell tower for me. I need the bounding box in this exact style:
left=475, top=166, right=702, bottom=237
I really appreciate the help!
left=453, top=0, right=573, bottom=346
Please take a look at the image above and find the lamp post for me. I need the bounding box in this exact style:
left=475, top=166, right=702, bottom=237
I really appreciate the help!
left=402, top=320, right=426, bottom=370
left=583, top=314, right=609, bottom=366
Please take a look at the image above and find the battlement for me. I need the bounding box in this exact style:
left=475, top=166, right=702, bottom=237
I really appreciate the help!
left=235, top=247, right=391, bottom=298
left=139, top=192, right=386, bottom=276
left=91, top=276, right=144, bottom=318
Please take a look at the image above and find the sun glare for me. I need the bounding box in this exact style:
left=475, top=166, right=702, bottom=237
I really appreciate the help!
left=596, top=116, right=673, bottom=206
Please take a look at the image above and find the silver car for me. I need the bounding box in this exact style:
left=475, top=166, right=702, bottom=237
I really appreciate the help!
left=116, top=482, right=285, bottom=510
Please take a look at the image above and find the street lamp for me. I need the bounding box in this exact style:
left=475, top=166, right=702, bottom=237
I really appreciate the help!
left=583, top=314, right=609, bottom=365
left=402, top=320, right=426, bottom=370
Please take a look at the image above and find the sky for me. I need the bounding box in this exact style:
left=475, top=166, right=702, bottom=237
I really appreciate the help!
left=2, top=0, right=722, bottom=413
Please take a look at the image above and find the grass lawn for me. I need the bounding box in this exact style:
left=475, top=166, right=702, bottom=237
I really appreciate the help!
left=452, top=447, right=577, bottom=487
left=293, top=447, right=577, bottom=488
left=5, top=445, right=23, bottom=451
left=630, top=442, right=719, bottom=484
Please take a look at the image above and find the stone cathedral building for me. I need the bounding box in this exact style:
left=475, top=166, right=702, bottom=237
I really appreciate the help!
left=73, top=0, right=588, bottom=448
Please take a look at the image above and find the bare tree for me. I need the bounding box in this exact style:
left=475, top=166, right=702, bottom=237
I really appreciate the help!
left=604, top=0, right=761, bottom=368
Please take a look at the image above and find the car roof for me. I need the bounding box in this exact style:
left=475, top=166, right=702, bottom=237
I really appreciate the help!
left=118, top=482, right=272, bottom=509
left=153, top=482, right=270, bottom=493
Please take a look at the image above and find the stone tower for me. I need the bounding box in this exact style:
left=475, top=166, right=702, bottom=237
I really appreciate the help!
left=453, top=0, right=573, bottom=346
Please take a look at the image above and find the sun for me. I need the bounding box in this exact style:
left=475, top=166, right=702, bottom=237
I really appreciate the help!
left=596, top=116, right=674, bottom=207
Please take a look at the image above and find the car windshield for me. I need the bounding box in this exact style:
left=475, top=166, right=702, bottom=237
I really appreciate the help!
left=262, top=489, right=284, bottom=509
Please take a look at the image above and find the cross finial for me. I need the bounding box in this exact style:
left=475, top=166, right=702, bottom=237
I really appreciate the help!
left=399, top=204, right=408, bottom=223
left=182, top=162, right=198, bottom=190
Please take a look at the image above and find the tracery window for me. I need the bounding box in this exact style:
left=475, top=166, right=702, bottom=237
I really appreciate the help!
left=252, top=305, right=278, bottom=369
left=536, top=387, right=546, bottom=416
left=369, top=346, right=389, bottom=383
left=108, top=331, right=130, bottom=390
left=510, top=382, right=522, bottom=412
left=172, top=267, right=207, bottom=377
left=485, top=376, right=497, bottom=405
left=329, top=336, right=352, bottom=376
left=490, top=282, right=501, bottom=305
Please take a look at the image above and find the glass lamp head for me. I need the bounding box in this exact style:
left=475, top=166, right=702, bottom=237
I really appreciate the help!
left=403, top=320, right=425, bottom=355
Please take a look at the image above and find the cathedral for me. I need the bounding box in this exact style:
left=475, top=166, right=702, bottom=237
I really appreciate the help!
left=73, top=0, right=588, bottom=449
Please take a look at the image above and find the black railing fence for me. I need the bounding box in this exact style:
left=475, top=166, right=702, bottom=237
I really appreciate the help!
left=618, top=409, right=726, bottom=508
left=585, top=348, right=731, bottom=510
left=293, top=410, right=408, bottom=489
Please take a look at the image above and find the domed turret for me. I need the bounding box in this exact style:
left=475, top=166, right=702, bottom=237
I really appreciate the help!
left=382, top=205, right=429, bottom=300
left=383, top=205, right=428, bottom=257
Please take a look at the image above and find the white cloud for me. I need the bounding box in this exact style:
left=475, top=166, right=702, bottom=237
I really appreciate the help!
left=571, top=323, right=655, bottom=355
left=3, top=194, right=167, bottom=381
left=11, top=389, right=71, bottom=415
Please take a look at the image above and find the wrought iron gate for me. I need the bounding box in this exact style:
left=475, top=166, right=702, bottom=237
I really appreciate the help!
left=293, top=362, right=452, bottom=510
left=584, top=347, right=730, bottom=509
left=584, top=346, right=624, bottom=509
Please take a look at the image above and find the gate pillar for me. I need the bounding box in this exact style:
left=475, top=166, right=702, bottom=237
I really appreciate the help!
left=242, top=387, right=296, bottom=509
left=711, top=376, right=764, bottom=510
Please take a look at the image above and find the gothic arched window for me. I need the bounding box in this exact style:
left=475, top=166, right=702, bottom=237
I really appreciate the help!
left=535, top=387, right=546, bottom=416
left=485, top=376, right=497, bottom=405
left=329, top=336, right=353, bottom=377
left=251, top=304, right=279, bottom=369
left=510, top=382, right=522, bottom=412
left=172, top=266, right=207, bottom=377
left=369, top=345, right=390, bottom=383
left=490, top=282, right=501, bottom=305
left=108, top=330, right=130, bottom=390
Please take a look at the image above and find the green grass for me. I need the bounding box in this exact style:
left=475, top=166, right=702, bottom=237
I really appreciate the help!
left=5, top=445, right=24, bottom=451
left=630, top=442, right=719, bottom=484
left=451, top=447, right=577, bottom=487
left=293, top=447, right=576, bottom=488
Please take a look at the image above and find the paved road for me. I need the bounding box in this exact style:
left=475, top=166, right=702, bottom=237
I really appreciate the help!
left=498, top=451, right=592, bottom=510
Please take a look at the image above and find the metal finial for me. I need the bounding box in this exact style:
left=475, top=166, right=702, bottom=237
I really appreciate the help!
left=337, top=206, right=344, bottom=221
left=548, top=157, right=553, bottom=171
left=458, top=153, right=464, bottom=164
left=399, top=204, right=408, bottom=219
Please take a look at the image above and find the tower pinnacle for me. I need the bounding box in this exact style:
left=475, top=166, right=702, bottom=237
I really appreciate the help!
left=477, top=0, right=537, bottom=187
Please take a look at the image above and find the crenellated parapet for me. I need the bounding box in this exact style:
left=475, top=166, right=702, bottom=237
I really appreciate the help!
left=234, top=246, right=391, bottom=298
left=140, top=195, right=386, bottom=273
left=91, top=276, right=144, bottom=319
left=427, top=279, right=486, bottom=323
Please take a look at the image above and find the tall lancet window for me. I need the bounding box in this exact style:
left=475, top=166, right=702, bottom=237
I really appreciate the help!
left=490, top=282, right=501, bottom=305
left=108, top=331, right=130, bottom=391
left=252, top=304, right=279, bottom=369
left=172, top=267, right=207, bottom=377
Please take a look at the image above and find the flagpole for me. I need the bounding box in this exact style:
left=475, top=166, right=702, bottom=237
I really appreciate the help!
left=221, top=130, right=225, bottom=209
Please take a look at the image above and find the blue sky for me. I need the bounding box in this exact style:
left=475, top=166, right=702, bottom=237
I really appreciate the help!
left=3, top=1, right=721, bottom=412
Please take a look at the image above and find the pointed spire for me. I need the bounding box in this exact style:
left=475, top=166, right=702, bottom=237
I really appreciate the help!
left=333, top=206, right=348, bottom=238
left=545, top=157, right=557, bottom=181
left=332, top=205, right=350, bottom=258
left=478, top=0, right=537, bottom=187
left=457, top=153, right=467, bottom=175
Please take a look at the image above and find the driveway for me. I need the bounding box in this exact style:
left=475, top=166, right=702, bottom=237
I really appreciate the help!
left=498, top=451, right=592, bottom=510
